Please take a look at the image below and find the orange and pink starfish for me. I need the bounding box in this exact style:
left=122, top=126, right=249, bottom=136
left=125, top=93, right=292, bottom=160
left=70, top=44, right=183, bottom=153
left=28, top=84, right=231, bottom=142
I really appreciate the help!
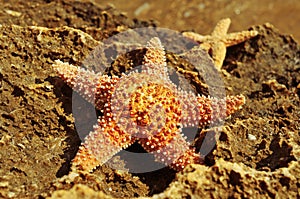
left=52, top=37, right=245, bottom=173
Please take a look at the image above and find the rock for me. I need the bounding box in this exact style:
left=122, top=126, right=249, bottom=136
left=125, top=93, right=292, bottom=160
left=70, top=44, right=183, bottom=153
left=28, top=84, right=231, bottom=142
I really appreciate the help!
left=0, top=0, right=299, bottom=199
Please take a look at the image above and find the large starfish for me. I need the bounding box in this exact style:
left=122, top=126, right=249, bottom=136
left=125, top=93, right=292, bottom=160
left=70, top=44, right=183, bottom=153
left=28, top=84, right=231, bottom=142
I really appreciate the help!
left=183, top=18, right=258, bottom=70
left=52, top=37, right=245, bottom=173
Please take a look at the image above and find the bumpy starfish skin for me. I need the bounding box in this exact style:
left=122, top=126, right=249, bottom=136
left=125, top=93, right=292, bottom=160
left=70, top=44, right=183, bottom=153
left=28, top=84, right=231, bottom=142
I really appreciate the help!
left=52, top=37, right=245, bottom=173
left=183, top=18, right=258, bottom=69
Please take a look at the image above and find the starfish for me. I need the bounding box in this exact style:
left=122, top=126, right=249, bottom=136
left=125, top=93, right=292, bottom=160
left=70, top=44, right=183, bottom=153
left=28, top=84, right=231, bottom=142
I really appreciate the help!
left=183, top=18, right=258, bottom=70
left=52, top=37, right=246, bottom=173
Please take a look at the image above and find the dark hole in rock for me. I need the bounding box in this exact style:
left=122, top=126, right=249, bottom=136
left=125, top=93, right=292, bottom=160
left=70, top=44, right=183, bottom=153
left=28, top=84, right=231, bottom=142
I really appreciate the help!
left=279, top=176, right=290, bottom=188
left=1, top=113, right=15, bottom=121
left=256, top=136, right=296, bottom=171
left=229, top=170, right=241, bottom=186
left=12, top=85, right=25, bottom=97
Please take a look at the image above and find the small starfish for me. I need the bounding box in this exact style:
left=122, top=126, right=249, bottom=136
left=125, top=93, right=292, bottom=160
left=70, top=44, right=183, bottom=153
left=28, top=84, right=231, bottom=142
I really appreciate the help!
left=183, top=18, right=258, bottom=70
left=52, top=37, right=245, bottom=173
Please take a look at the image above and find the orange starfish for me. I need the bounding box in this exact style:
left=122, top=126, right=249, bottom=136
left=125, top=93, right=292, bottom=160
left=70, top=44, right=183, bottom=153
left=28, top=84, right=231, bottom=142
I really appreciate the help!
left=52, top=37, right=245, bottom=173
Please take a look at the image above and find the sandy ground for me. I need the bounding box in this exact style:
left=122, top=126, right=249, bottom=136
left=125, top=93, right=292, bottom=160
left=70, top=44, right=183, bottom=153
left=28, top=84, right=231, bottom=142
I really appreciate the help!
left=106, top=0, right=300, bottom=42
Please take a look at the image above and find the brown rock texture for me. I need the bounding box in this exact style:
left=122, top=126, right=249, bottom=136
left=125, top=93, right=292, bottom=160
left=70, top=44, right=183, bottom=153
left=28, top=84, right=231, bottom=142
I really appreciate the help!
left=0, top=0, right=299, bottom=198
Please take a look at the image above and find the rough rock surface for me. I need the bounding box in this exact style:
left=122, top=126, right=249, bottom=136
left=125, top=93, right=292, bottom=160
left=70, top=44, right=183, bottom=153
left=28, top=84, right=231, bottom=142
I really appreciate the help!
left=0, top=0, right=299, bottom=198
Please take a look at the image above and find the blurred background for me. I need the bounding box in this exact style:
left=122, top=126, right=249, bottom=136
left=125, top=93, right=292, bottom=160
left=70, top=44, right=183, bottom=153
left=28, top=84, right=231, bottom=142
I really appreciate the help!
left=99, top=0, right=300, bottom=42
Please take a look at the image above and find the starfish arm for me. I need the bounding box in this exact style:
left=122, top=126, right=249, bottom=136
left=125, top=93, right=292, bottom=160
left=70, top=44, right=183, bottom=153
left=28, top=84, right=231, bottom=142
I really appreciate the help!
left=223, top=30, right=258, bottom=46
left=179, top=91, right=202, bottom=127
left=182, top=31, right=213, bottom=44
left=71, top=145, right=101, bottom=173
left=212, top=18, right=231, bottom=37
left=182, top=31, right=205, bottom=42
left=181, top=94, right=245, bottom=127
left=52, top=60, right=99, bottom=104
left=222, top=94, right=246, bottom=116
left=52, top=60, right=120, bottom=110
left=211, top=42, right=227, bottom=69
left=142, top=37, right=168, bottom=78
left=170, top=147, right=204, bottom=171
left=72, top=116, right=136, bottom=172
left=139, top=131, right=203, bottom=171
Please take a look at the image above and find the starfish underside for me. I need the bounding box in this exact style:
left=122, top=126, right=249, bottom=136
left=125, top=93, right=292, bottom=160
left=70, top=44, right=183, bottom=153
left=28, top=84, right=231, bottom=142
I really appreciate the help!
left=52, top=37, right=245, bottom=173
left=183, top=18, right=258, bottom=70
